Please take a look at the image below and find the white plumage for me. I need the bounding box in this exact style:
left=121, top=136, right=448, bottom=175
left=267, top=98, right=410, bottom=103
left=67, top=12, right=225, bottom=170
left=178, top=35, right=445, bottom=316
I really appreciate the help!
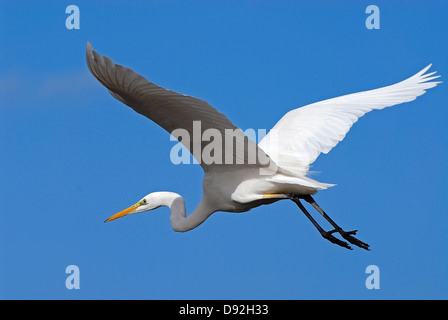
left=258, top=64, right=441, bottom=176
left=87, top=41, right=441, bottom=249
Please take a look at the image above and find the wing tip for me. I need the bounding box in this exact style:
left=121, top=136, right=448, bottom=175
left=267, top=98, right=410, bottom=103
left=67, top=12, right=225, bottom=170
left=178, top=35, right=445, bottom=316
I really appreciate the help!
left=86, top=41, right=96, bottom=66
left=411, top=63, right=442, bottom=88
left=418, top=63, right=432, bottom=76
left=86, top=41, right=93, bottom=56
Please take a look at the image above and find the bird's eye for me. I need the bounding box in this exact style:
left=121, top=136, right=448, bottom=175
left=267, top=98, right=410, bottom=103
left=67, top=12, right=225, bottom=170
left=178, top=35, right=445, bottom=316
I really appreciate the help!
left=139, top=199, right=147, bottom=205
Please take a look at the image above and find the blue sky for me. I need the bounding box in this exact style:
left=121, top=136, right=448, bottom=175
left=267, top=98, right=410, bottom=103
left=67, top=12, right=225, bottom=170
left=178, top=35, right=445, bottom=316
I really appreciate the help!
left=1, top=0, right=447, bottom=299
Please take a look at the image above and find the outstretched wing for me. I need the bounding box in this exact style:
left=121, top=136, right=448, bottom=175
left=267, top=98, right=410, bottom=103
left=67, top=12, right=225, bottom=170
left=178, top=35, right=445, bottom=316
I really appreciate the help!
left=258, top=65, right=441, bottom=175
left=86, top=42, right=274, bottom=173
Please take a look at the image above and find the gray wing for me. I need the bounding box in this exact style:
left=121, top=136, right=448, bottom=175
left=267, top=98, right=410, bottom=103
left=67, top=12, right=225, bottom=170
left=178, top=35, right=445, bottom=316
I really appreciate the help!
left=86, top=42, right=275, bottom=173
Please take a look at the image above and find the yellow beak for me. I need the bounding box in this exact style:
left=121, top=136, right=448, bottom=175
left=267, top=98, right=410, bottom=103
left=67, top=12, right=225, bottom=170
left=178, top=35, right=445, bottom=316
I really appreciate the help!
left=104, top=202, right=140, bottom=223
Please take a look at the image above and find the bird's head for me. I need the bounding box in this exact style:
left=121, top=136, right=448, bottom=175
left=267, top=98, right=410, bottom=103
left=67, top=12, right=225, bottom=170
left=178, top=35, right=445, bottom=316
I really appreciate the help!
left=104, top=193, right=164, bottom=223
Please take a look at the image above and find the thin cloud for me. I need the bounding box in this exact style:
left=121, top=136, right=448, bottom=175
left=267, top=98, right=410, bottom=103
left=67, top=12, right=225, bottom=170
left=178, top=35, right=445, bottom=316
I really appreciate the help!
left=39, top=70, right=98, bottom=98
left=0, top=70, right=100, bottom=108
left=0, top=73, right=20, bottom=98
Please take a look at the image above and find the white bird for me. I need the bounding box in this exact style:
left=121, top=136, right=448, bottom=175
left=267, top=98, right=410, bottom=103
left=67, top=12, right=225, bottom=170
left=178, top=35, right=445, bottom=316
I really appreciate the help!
left=87, top=42, right=441, bottom=250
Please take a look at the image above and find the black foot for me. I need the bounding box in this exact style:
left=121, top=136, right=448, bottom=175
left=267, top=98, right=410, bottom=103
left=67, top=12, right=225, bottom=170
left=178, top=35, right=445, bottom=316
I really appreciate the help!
left=334, top=229, right=370, bottom=251
left=320, top=230, right=352, bottom=250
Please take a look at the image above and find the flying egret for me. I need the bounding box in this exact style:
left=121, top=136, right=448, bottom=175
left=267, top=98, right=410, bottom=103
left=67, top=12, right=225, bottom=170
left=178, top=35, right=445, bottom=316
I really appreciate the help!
left=87, top=42, right=441, bottom=250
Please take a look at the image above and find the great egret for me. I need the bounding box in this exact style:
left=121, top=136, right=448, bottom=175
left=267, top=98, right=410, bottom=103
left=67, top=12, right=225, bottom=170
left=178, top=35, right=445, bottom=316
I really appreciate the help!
left=87, top=42, right=441, bottom=250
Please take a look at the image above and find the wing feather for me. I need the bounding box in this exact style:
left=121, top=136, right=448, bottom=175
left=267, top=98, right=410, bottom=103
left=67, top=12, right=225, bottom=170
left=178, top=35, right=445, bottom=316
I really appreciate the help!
left=258, top=65, right=441, bottom=175
left=86, top=42, right=274, bottom=172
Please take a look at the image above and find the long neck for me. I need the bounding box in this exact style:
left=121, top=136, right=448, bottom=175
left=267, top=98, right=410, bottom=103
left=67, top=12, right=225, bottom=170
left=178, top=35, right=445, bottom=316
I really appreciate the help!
left=158, top=192, right=214, bottom=232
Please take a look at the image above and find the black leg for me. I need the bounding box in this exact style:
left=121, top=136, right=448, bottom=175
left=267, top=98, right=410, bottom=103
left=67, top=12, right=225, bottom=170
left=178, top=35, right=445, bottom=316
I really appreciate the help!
left=302, top=195, right=370, bottom=251
left=291, top=196, right=352, bottom=250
